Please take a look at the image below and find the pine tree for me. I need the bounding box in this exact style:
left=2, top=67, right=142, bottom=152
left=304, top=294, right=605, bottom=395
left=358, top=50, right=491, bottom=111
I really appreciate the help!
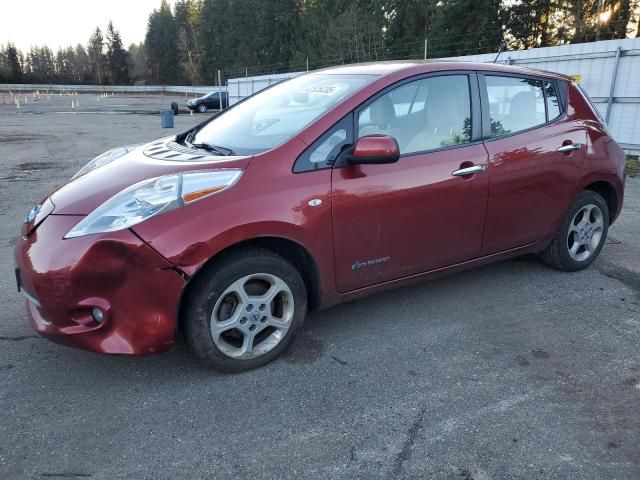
left=175, top=0, right=203, bottom=85
left=198, top=0, right=230, bottom=83
left=384, top=0, right=437, bottom=58
left=88, top=27, right=106, bottom=84
left=55, top=47, right=75, bottom=83
left=106, top=21, right=130, bottom=84
left=74, top=44, right=90, bottom=83
left=5, top=42, right=23, bottom=82
left=430, top=0, right=504, bottom=57
left=127, top=43, right=148, bottom=83
left=145, top=0, right=182, bottom=84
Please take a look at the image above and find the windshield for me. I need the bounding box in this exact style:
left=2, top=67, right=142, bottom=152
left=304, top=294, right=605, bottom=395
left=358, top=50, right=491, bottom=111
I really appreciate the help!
left=192, top=74, right=374, bottom=155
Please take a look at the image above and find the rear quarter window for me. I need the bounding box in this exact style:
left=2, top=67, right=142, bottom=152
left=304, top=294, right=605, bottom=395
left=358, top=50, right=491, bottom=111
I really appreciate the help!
left=544, top=81, right=562, bottom=120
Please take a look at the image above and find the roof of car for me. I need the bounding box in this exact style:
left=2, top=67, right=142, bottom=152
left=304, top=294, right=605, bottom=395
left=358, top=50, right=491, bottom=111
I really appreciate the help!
left=315, top=60, right=572, bottom=81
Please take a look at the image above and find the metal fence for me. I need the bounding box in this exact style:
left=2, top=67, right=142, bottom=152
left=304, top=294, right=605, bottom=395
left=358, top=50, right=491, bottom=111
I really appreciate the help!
left=0, top=83, right=226, bottom=96
left=226, top=72, right=301, bottom=106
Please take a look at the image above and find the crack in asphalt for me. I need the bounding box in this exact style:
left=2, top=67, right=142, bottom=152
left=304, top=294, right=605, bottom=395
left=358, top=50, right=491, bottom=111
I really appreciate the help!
left=40, top=474, right=92, bottom=478
left=390, top=406, right=427, bottom=478
left=0, top=334, right=41, bottom=341
left=596, top=261, right=640, bottom=296
left=330, top=355, right=348, bottom=365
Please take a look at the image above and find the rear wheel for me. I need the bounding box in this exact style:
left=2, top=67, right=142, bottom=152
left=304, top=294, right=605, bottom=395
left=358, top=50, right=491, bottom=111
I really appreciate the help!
left=182, top=248, right=307, bottom=372
left=540, top=190, right=609, bottom=271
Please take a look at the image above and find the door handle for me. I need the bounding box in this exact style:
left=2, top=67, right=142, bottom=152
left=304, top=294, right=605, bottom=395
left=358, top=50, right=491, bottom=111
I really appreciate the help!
left=452, top=164, right=487, bottom=177
left=557, top=143, right=582, bottom=153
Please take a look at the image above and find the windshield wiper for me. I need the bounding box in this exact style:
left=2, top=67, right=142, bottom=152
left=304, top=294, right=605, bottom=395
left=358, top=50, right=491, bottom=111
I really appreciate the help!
left=190, top=142, right=235, bottom=156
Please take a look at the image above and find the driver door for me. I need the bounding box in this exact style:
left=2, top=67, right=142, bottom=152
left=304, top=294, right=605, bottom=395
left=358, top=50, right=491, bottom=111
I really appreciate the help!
left=331, top=74, right=489, bottom=292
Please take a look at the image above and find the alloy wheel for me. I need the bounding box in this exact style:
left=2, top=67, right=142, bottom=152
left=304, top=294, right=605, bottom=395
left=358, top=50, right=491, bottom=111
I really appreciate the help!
left=210, top=273, right=294, bottom=360
left=567, top=203, right=604, bottom=262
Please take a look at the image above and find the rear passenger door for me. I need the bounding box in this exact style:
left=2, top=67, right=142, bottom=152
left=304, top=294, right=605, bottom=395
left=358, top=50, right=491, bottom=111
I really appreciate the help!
left=478, top=73, right=586, bottom=255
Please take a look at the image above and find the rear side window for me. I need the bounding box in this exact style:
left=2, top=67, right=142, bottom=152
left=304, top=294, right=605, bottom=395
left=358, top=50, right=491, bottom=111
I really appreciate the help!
left=485, top=76, right=546, bottom=137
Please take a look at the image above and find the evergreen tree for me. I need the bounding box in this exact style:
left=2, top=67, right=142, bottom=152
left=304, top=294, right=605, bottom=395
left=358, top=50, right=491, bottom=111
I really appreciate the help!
left=106, top=21, right=130, bottom=84
left=295, top=0, right=386, bottom=69
left=127, top=42, right=148, bottom=83
left=1, top=0, right=639, bottom=85
left=384, top=0, right=436, bottom=58
left=74, top=44, right=90, bottom=83
left=508, top=0, right=551, bottom=48
left=145, top=0, right=182, bottom=84
left=55, top=47, right=75, bottom=83
left=0, top=46, right=7, bottom=82
left=429, top=0, right=504, bottom=57
left=5, top=42, right=23, bottom=82
left=25, top=46, right=55, bottom=83
left=175, top=0, right=203, bottom=84
left=197, top=0, right=230, bottom=83
left=87, top=27, right=106, bottom=84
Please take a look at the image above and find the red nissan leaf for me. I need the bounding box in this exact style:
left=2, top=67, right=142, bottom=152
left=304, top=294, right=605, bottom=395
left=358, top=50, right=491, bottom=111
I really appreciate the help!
left=15, top=62, right=625, bottom=372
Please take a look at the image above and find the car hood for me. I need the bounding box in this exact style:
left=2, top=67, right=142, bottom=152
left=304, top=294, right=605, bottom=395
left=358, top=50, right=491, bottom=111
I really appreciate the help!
left=50, top=139, right=252, bottom=215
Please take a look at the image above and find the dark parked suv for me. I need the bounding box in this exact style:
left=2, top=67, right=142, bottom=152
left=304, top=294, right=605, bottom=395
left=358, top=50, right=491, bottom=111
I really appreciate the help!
left=187, top=91, right=229, bottom=113
left=15, top=61, right=625, bottom=372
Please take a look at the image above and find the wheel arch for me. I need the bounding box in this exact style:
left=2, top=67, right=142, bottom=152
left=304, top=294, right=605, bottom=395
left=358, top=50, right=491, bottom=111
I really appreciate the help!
left=583, top=180, right=619, bottom=224
left=179, top=235, right=323, bottom=316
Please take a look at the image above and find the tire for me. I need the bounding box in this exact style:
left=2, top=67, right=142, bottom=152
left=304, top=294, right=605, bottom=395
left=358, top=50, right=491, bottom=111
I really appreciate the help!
left=197, top=104, right=207, bottom=113
left=540, top=190, right=609, bottom=271
left=182, top=247, right=307, bottom=372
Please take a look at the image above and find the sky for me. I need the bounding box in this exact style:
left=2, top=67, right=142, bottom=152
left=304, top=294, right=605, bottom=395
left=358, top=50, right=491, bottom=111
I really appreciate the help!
left=0, top=0, right=176, bottom=51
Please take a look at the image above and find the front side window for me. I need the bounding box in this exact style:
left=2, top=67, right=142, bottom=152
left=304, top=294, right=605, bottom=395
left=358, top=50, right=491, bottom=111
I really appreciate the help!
left=357, top=75, right=471, bottom=155
left=193, top=74, right=373, bottom=156
left=485, top=76, right=546, bottom=137
left=294, top=116, right=352, bottom=173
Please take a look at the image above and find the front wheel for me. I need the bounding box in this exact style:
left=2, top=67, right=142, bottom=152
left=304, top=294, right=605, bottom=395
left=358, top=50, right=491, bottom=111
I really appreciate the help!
left=540, top=190, right=609, bottom=271
left=197, top=104, right=207, bottom=113
left=182, top=248, right=307, bottom=372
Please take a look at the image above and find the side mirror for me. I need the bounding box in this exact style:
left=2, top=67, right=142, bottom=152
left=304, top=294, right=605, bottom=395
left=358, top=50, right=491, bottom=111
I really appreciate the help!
left=348, top=135, right=400, bottom=165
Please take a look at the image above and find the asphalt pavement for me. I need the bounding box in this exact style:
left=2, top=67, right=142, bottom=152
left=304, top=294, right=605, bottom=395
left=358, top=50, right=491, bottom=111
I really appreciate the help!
left=0, top=96, right=638, bottom=479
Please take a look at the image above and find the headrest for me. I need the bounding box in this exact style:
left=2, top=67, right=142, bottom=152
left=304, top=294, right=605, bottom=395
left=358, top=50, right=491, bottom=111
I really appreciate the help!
left=509, top=91, right=536, bottom=117
left=426, top=88, right=462, bottom=132
left=370, top=95, right=396, bottom=127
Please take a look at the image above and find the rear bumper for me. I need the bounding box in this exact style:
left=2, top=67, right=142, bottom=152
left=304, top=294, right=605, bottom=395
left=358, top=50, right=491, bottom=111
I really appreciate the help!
left=14, top=214, right=186, bottom=355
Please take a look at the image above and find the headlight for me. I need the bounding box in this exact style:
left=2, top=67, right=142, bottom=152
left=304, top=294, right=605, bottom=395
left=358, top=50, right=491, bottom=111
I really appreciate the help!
left=72, top=144, right=142, bottom=180
left=64, top=170, right=242, bottom=239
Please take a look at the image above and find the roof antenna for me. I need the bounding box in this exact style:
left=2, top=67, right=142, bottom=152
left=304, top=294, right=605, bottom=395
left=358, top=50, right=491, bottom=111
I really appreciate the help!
left=493, top=43, right=507, bottom=63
